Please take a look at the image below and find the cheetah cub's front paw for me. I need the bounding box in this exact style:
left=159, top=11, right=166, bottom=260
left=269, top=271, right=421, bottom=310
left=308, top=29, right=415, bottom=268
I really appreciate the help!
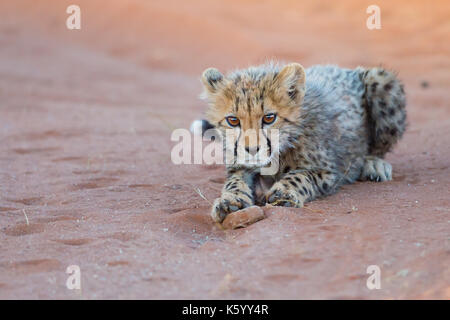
left=211, top=192, right=252, bottom=223
left=266, top=182, right=305, bottom=208
left=360, top=156, right=392, bottom=182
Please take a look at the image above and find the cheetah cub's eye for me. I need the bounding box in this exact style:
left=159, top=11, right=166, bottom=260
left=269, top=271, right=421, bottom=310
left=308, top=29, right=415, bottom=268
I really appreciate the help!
left=262, top=113, right=277, bottom=125
left=225, top=116, right=240, bottom=127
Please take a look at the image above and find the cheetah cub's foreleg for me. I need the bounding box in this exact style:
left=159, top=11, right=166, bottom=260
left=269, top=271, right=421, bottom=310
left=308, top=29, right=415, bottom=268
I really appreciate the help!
left=211, top=169, right=255, bottom=223
left=358, top=156, right=392, bottom=182
left=266, top=170, right=339, bottom=207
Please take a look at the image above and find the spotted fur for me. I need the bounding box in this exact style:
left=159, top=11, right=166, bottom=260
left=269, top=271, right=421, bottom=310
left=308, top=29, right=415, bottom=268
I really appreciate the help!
left=197, top=62, right=406, bottom=222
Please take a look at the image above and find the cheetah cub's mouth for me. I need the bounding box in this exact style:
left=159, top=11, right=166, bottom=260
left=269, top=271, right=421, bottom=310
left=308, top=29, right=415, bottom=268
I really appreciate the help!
left=199, top=62, right=305, bottom=170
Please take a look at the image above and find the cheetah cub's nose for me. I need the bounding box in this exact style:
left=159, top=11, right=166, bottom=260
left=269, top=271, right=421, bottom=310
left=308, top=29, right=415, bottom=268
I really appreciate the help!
left=245, top=146, right=260, bottom=156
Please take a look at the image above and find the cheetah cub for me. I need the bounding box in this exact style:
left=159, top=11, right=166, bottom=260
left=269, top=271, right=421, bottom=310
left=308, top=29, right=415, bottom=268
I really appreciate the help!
left=194, top=62, right=406, bottom=223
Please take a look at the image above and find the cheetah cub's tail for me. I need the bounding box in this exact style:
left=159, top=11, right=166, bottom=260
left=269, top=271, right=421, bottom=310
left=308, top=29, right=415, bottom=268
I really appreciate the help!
left=360, top=67, right=407, bottom=157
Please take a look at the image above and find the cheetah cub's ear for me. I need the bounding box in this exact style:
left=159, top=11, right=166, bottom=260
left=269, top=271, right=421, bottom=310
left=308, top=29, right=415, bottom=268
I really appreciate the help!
left=273, top=63, right=306, bottom=106
left=201, top=68, right=226, bottom=95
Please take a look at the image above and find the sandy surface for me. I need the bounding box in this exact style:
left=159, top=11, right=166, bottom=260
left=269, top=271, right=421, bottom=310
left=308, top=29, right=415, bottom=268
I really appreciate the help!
left=0, top=0, right=449, bottom=299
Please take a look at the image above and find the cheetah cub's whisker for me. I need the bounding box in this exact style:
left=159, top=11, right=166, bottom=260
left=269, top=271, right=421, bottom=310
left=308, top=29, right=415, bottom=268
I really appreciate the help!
left=195, top=62, right=406, bottom=223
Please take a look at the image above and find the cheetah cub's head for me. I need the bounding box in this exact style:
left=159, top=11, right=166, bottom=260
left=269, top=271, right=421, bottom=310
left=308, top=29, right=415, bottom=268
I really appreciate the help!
left=200, top=62, right=305, bottom=168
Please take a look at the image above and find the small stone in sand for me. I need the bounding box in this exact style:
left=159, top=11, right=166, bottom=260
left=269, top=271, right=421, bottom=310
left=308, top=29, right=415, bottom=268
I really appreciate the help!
left=420, top=80, right=429, bottom=88
left=222, top=206, right=265, bottom=229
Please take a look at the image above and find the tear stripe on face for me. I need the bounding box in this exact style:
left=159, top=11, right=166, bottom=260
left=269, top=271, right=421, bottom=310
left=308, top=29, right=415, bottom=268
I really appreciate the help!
left=233, top=128, right=241, bottom=164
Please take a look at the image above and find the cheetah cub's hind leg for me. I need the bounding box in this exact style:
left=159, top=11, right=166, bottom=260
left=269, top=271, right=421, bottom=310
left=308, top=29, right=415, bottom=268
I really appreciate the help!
left=359, top=156, right=392, bottom=182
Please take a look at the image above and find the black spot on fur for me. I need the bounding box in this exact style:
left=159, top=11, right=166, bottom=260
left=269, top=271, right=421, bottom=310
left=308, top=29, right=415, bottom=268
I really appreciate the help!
left=260, top=87, right=265, bottom=100
left=389, top=108, right=396, bottom=116
left=288, top=180, right=297, bottom=188
left=240, top=190, right=253, bottom=200
left=384, top=82, right=393, bottom=91
left=371, top=82, right=378, bottom=93
left=227, top=182, right=237, bottom=190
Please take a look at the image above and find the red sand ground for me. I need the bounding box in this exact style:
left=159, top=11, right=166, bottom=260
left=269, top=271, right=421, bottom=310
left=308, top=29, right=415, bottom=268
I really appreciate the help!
left=0, top=0, right=449, bottom=299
